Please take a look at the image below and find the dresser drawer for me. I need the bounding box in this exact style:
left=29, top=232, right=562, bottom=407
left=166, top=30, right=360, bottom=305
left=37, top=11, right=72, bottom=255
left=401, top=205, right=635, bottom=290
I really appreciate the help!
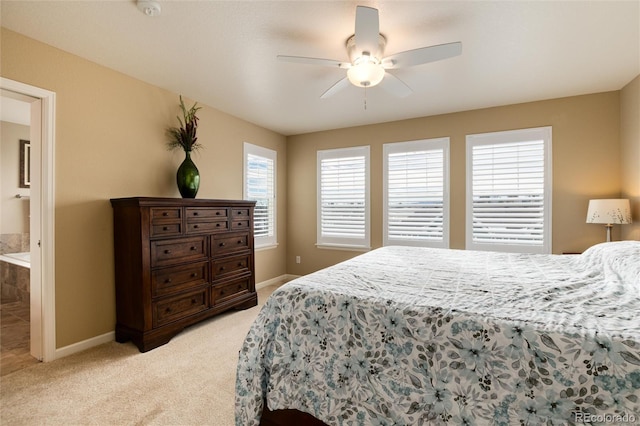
left=230, top=219, right=250, bottom=231
left=151, top=236, right=207, bottom=268
left=231, top=208, right=251, bottom=219
left=186, top=207, right=227, bottom=221
left=228, top=208, right=250, bottom=233
left=211, top=278, right=250, bottom=306
left=151, top=222, right=182, bottom=238
left=151, top=207, right=182, bottom=221
left=186, top=219, right=228, bottom=234
left=153, top=288, right=208, bottom=327
left=150, top=207, right=183, bottom=237
left=212, top=232, right=250, bottom=256
left=152, top=261, right=209, bottom=298
left=212, top=254, right=251, bottom=282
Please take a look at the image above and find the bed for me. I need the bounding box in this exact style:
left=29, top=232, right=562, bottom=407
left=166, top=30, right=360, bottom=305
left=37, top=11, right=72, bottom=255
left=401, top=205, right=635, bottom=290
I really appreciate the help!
left=235, top=241, right=640, bottom=425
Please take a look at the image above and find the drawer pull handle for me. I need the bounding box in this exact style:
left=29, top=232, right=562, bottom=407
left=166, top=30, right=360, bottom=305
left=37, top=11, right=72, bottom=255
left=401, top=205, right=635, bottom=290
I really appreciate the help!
left=216, top=223, right=221, bottom=227
left=193, top=212, right=199, bottom=216
left=164, top=249, right=171, bottom=254
left=220, top=267, right=225, bottom=271
left=163, top=226, right=168, bottom=231
left=190, top=246, right=197, bottom=251
left=219, top=242, right=226, bottom=247
left=165, top=307, right=172, bottom=313
left=220, top=290, right=225, bottom=295
left=216, top=211, right=221, bottom=216
left=162, top=212, right=168, bottom=217
left=238, top=262, right=243, bottom=267
left=237, top=240, right=243, bottom=244
left=193, top=224, right=199, bottom=229
left=237, top=211, right=243, bottom=215
left=165, top=278, right=172, bottom=284
left=191, top=298, right=197, bottom=304
left=191, top=273, right=198, bottom=278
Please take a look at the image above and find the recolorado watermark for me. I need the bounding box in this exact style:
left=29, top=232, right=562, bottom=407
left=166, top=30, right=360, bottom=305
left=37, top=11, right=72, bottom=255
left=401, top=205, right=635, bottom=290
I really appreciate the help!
left=574, top=412, right=637, bottom=424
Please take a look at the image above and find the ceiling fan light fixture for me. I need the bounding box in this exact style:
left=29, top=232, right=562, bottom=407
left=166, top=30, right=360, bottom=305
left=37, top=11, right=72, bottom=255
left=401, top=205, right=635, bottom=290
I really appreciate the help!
left=347, top=57, right=385, bottom=88
left=277, top=6, right=461, bottom=98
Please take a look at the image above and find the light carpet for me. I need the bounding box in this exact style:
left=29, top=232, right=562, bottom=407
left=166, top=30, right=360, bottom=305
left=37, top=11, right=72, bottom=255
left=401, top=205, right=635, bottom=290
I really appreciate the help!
left=0, top=283, right=284, bottom=426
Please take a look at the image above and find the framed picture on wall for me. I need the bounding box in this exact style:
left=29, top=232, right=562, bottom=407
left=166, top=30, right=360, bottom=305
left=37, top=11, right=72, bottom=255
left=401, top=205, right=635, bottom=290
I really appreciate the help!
left=19, top=139, right=30, bottom=188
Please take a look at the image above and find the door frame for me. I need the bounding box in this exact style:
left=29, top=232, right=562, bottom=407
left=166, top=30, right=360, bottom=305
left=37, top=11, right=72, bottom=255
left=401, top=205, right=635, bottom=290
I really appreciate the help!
left=1, top=77, right=56, bottom=362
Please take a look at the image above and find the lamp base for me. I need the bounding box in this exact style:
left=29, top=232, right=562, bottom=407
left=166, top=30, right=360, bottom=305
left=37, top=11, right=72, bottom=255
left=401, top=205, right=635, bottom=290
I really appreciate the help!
left=605, top=224, right=613, bottom=242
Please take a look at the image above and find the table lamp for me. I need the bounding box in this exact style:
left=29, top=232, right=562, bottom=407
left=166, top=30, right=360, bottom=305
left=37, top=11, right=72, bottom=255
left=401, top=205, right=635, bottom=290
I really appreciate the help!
left=586, top=199, right=632, bottom=242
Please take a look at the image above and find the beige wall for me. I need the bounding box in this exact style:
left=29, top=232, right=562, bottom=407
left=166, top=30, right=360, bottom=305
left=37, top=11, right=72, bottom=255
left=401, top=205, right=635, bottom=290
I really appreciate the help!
left=287, top=92, right=624, bottom=275
left=1, top=28, right=287, bottom=348
left=2, top=26, right=636, bottom=350
left=621, top=75, right=640, bottom=240
left=1, top=121, right=30, bottom=234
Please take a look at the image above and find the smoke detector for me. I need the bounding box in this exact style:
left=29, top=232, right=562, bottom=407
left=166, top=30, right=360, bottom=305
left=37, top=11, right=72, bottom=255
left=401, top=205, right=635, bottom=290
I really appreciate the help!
left=137, top=0, right=161, bottom=17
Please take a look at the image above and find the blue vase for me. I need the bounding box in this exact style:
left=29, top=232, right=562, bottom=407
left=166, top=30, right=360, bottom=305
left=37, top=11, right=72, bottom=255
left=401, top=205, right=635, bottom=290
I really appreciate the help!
left=176, top=151, right=200, bottom=198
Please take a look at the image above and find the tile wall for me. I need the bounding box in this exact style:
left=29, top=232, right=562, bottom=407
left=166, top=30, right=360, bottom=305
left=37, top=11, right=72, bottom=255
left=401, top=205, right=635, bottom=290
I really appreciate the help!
left=0, top=233, right=30, bottom=304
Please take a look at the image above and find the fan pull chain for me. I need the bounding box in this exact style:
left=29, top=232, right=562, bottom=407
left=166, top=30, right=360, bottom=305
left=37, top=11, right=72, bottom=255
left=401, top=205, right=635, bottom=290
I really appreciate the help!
left=364, top=86, right=368, bottom=110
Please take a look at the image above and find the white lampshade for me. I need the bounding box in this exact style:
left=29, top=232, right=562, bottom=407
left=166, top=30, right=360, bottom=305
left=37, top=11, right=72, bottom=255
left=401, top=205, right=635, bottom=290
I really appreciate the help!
left=347, top=57, right=385, bottom=88
left=586, top=199, right=632, bottom=224
left=586, top=199, right=632, bottom=242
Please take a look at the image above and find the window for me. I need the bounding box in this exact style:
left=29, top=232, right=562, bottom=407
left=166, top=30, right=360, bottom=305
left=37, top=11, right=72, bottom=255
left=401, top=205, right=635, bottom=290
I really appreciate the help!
left=243, top=143, right=277, bottom=249
left=317, top=146, right=370, bottom=249
left=383, top=138, right=450, bottom=248
left=466, top=127, right=552, bottom=253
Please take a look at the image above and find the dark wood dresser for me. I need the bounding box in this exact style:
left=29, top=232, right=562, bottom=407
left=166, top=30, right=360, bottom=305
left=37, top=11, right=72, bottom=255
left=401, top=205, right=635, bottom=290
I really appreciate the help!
left=110, top=197, right=257, bottom=352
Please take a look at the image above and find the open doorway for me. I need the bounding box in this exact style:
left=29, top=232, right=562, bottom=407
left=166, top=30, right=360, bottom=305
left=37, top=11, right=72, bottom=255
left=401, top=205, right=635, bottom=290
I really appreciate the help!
left=0, top=78, right=56, bottom=367
left=0, top=91, right=39, bottom=374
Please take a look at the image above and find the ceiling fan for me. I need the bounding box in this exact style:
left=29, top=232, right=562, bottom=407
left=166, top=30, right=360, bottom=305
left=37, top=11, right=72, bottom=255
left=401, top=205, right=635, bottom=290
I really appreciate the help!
left=277, top=6, right=462, bottom=99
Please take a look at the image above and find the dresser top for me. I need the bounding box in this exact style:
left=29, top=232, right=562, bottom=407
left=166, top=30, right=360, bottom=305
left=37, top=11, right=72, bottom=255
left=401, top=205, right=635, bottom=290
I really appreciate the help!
left=110, top=197, right=256, bottom=207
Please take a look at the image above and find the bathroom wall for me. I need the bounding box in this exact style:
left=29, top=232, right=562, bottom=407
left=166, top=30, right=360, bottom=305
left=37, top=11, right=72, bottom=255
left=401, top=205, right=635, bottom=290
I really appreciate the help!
left=1, top=120, right=30, bottom=234
left=0, top=120, right=31, bottom=304
left=0, top=260, right=29, bottom=303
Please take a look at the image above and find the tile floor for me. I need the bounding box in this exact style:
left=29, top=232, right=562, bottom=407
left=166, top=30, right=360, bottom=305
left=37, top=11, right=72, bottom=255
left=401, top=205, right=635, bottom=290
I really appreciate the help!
left=1, top=301, right=39, bottom=376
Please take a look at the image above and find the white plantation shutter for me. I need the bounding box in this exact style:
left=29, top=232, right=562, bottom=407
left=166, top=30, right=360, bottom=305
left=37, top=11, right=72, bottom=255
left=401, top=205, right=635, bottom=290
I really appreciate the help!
left=243, top=143, right=276, bottom=248
left=317, top=146, right=370, bottom=248
left=383, top=138, right=449, bottom=247
left=466, top=127, right=552, bottom=253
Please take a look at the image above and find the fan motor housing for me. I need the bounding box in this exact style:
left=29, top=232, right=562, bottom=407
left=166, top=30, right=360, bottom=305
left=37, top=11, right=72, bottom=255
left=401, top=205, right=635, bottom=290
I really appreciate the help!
left=346, top=34, right=387, bottom=62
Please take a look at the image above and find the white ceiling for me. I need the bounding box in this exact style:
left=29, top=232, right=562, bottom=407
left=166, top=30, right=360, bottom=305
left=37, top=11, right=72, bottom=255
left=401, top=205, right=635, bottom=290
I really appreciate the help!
left=1, top=1, right=639, bottom=136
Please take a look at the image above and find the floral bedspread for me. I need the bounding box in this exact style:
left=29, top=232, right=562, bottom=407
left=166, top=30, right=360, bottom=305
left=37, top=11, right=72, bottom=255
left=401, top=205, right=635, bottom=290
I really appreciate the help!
left=235, top=242, right=640, bottom=425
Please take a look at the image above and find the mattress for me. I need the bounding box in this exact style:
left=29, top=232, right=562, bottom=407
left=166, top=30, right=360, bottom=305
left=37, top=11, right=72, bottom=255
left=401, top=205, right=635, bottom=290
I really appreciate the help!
left=236, top=241, right=640, bottom=425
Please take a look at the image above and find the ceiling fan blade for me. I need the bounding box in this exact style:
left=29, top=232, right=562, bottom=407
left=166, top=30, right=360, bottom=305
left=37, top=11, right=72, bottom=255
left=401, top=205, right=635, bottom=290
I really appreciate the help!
left=380, top=72, right=413, bottom=98
left=354, top=6, right=380, bottom=57
left=277, top=55, right=350, bottom=69
left=382, top=42, right=462, bottom=69
left=320, top=77, right=350, bottom=99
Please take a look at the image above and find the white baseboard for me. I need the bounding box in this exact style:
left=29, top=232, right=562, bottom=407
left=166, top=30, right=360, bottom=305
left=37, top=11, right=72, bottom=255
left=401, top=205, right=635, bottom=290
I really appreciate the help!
left=52, top=274, right=301, bottom=360
left=55, top=331, right=115, bottom=360
left=255, top=274, right=300, bottom=289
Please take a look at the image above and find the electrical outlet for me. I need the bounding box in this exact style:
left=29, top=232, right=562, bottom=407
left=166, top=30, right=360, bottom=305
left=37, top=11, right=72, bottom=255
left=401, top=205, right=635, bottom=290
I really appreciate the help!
left=296, top=256, right=301, bottom=264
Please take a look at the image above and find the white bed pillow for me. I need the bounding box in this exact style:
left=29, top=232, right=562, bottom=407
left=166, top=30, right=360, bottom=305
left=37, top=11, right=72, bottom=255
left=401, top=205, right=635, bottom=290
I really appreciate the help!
left=579, top=241, right=640, bottom=295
